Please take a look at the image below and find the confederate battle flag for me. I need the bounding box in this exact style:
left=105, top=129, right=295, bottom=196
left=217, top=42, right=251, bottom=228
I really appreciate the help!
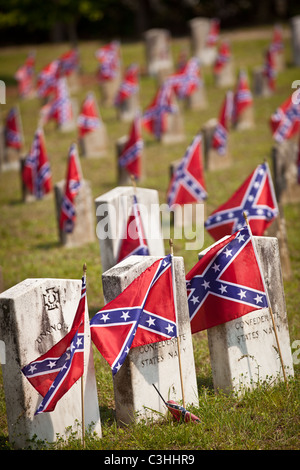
left=212, top=91, right=233, bottom=155
left=270, top=93, right=300, bottom=143
left=232, top=70, right=253, bottom=126
left=204, top=162, right=278, bottom=241
left=118, top=114, right=143, bottom=180
left=186, top=224, right=268, bottom=334
left=77, top=92, right=101, bottom=137
left=4, top=107, right=23, bottom=150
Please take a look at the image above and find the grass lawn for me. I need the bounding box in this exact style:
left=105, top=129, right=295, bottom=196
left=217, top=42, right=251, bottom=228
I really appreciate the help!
left=0, top=25, right=299, bottom=450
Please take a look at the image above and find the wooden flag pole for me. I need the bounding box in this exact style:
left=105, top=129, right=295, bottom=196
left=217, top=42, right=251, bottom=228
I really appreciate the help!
left=131, top=174, right=137, bottom=194
left=81, top=262, right=87, bottom=447
left=169, top=238, right=186, bottom=409
left=243, top=213, right=288, bottom=387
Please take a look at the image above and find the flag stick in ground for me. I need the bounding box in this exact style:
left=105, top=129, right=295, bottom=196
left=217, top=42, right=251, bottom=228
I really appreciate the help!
left=243, top=212, right=288, bottom=387
left=169, top=238, right=186, bottom=409
left=131, top=173, right=137, bottom=194
left=81, top=262, right=87, bottom=447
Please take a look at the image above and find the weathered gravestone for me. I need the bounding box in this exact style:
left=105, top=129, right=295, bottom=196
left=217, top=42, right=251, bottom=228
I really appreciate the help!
left=252, top=66, right=273, bottom=97
left=54, top=179, right=95, bottom=247
left=102, top=255, right=199, bottom=424
left=185, top=79, right=208, bottom=111
left=95, top=186, right=165, bottom=273
left=271, top=139, right=300, bottom=204
left=161, top=96, right=185, bottom=144
left=79, top=123, right=108, bottom=159
left=189, top=17, right=218, bottom=66
left=265, top=205, right=292, bottom=281
left=201, top=120, right=231, bottom=171
left=116, top=92, right=140, bottom=123
left=144, top=29, right=174, bottom=77
left=199, top=236, right=294, bottom=394
left=290, top=15, right=300, bottom=66
left=0, top=278, right=102, bottom=448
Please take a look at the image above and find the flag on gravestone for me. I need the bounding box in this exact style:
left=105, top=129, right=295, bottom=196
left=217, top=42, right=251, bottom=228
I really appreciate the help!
left=142, top=83, right=177, bottom=139
left=263, top=46, right=276, bottom=91
left=22, top=128, right=52, bottom=199
left=186, top=225, right=268, bottom=334
left=213, top=41, right=231, bottom=75
left=204, top=162, right=279, bottom=241
left=212, top=91, right=233, bottom=155
left=114, top=63, right=139, bottom=106
left=59, top=143, right=82, bottom=233
left=14, top=51, right=35, bottom=98
left=205, top=18, right=220, bottom=47
left=270, top=93, right=300, bottom=143
left=58, top=49, right=79, bottom=77
left=167, top=134, right=207, bottom=207
left=166, top=57, right=202, bottom=100
left=117, top=193, right=149, bottom=263
left=4, top=107, right=23, bottom=150
left=45, top=78, right=73, bottom=127
left=118, top=114, right=143, bottom=181
left=232, top=70, right=253, bottom=126
left=77, top=92, right=101, bottom=137
left=271, top=25, right=284, bottom=54
left=22, top=273, right=86, bottom=414
left=95, top=41, right=120, bottom=81
left=36, top=59, right=60, bottom=99
left=90, top=255, right=177, bottom=375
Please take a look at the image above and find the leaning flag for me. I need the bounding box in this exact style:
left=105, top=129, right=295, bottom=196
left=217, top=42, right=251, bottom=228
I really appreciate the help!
left=206, top=18, right=220, bottom=47
left=77, top=92, right=101, bottom=137
left=36, top=59, right=60, bottom=98
left=232, top=70, right=253, bottom=125
left=59, top=143, right=82, bottom=233
left=22, top=274, right=86, bottom=414
left=90, top=255, right=177, bottom=375
left=47, top=78, right=73, bottom=126
left=95, top=41, right=120, bottom=81
left=22, top=128, right=52, bottom=199
left=204, top=162, right=278, bottom=241
left=186, top=225, right=268, bottom=334
left=142, top=83, right=177, bottom=139
left=4, top=107, right=23, bottom=150
left=167, top=134, right=207, bottom=207
left=212, top=91, right=233, bottom=155
left=263, top=46, right=276, bottom=91
left=117, top=194, right=149, bottom=263
left=14, top=51, right=35, bottom=98
left=59, top=49, right=79, bottom=77
left=118, top=114, right=143, bottom=180
left=270, top=94, right=300, bottom=143
left=213, top=41, right=231, bottom=74
left=114, top=63, right=139, bottom=106
left=166, top=57, right=202, bottom=100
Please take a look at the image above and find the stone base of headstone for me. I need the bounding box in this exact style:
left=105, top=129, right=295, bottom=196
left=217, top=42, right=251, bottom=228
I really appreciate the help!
left=189, top=17, right=217, bottom=66
left=95, top=186, right=165, bottom=273
left=100, top=74, right=121, bottom=107
left=185, top=86, right=208, bottom=110
left=273, top=51, right=285, bottom=73
left=58, top=98, right=78, bottom=133
left=66, top=70, right=80, bottom=95
left=290, top=15, right=300, bottom=67
left=234, top=104, right=255, bottom=130
left=214, top=61, right=235, bottom=88
left=0, top=278, right=102, bottom=449
left=200, top=236, right=294, bottom=395
left=202, top=119, right=231, bottom=171
left=265, top=209, right=292, bottom=281
left=272, top=139, right=300, bottom=204
left=79, top=124, right=108, bottom=158
left=253, top=66, right=273, bottom=97
left=160, top=109, right=185, bottom=144
left=116, top=135, right=145, bottom=185
left=0, top=124, right=22, bottom=172
left=116, top=93, right=139, bottom=122
left=102, top=255, right=199, bottom=425
left=144, top=28, right=174, bottom=78
left=54, top=179, right=95, bottom=247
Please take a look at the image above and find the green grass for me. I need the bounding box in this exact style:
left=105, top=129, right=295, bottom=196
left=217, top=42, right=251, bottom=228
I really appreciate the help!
left=0, top=26, right=299, bottom=450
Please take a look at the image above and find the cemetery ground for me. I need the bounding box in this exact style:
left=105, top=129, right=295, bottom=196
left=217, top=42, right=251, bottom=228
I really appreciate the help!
left=0, top=26, right=299, bottom=450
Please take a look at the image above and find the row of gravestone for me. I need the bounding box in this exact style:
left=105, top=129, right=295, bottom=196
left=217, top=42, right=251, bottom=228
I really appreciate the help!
left=0, top=227, right=295, bottom=448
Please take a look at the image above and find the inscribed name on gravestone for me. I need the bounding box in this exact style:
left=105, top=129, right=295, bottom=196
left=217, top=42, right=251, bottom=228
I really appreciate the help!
left=201, top=236, right=294, bottom=394
left=95, top=186, right=165, bottom=273
left=0, top=278, right=101, bottom=448
left=102, top=255, right=199, bottom=425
